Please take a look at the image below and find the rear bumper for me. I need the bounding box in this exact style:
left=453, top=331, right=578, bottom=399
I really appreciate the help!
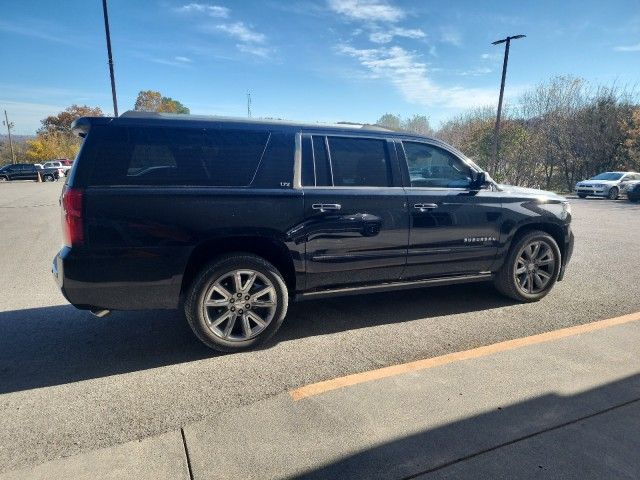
left=52, top=246, right=181, bottom=310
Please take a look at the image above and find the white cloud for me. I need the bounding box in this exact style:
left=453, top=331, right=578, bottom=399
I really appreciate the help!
left=236, top=44, right=271, bottom=58
left=440, top=26, right=462, bottom=46
left=458, top=67, right=492, bottom=76
left=481, top=52, right=501, bottom=61
left=369, top=27, right=426, bottom=44
left=214, top=22, right=265, bottom=43
left=176, top=3, right=229, bottom=17
left=614, top=43, right=640, bottom=52
left=336, top=44, right=498, bottom=109
left=328, top=0, right=405, bottom=23
left=174, top=56, right=192, bottom=62
left=0, top=19, right=76, bottom=46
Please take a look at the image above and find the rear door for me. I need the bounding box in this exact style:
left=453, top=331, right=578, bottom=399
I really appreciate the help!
left=301, top=133, right=409, bottom=290
left=25, top=165, right=38, bottom=180
left=398, top=140, right=501, bottom=279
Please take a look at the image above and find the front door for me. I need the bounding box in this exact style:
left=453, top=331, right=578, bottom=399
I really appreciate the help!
left=398, top=140, right=502, bottom=279
left=15, top=165, right=30, bottom=180
left=301, top=134, right=409, bottom=290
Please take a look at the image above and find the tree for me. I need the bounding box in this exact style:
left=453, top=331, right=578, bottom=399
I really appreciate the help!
left=160, top=97, right=190, bottom=114
left=39, top=105, right=104, bottom=136
left=25, top=132, right=79, bottom=162
left=27, top=105, right=103, bottom=162
left=403, top=115, right=433, bottom=136
left=134, top=90, right=190, bottom=114
left=0, top=137, right=27, bottom=166
left=376, top=114, right=402, bottom=131
left=622, top=107, right=640, bottom=169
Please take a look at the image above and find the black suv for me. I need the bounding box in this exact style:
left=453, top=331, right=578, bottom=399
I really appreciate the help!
left=53, top=112, right=574, bottom=352
left=0, top=163, right=40, bottom=181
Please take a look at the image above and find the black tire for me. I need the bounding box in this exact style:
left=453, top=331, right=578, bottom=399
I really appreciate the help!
left=0, top=176, right=8, bottom=182
left=44, top=174, right=54, bottom=182
left=607, top=187, right=619, bottom=200
left=577, top=193, right=587, bottom=199
left=184, top=253, right=288, bottom=352
left=494, top=230, right=561, bottom=302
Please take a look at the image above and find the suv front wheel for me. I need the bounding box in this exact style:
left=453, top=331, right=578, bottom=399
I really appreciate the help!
left=494, top=231, right=561, bottom=302
left=184, top=253, right=288, bottom=352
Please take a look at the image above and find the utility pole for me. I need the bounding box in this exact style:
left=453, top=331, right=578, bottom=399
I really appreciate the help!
left=3, top=110, right=16, bottom=164
left=491, top=34, right=525, bottom=170
left=102, top=0, right=119, bottom=116
left=247, top=92, right=252, bottom=118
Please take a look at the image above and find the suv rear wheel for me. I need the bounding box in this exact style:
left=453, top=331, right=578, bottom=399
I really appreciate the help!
left=494, top=230, right=561, bottom=302
left=184, top=253, right=288, bottom=352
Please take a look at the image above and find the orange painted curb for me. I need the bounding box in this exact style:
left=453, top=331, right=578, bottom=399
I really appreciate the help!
left=290, top=311, right=640, bottom=401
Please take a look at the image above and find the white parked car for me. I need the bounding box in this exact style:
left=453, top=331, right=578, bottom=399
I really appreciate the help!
left=41, top=160, right=72, bottom=176
left=575, top=171, right=640, bottom=200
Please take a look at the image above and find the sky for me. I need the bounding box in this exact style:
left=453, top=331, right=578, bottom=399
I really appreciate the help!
left=1, top=0, right=640, bottom=135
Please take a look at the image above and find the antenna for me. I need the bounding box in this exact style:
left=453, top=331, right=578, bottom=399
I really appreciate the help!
left=247, top=91, right=252, bottom=118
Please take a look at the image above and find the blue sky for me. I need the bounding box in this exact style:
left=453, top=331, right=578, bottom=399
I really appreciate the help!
left=1, top=0, right=639, bottom=134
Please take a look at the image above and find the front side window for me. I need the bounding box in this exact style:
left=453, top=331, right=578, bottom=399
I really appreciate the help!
left=327, top=137, right=390, bottom=187
left=403, top=142, right=472, bottom=188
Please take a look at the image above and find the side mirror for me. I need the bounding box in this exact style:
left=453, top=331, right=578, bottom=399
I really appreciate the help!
left=470, top=171, right=487, bottom=190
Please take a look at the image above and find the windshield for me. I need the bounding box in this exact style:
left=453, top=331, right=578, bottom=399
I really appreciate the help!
left=590, top=172, right=623, bottom=180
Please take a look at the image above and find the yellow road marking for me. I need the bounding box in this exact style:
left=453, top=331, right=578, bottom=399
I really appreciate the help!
left=290, top=311, right=640, bottom=401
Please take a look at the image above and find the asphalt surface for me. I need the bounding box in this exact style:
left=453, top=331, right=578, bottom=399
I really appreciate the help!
left=0, top=181, right=639, bottom=473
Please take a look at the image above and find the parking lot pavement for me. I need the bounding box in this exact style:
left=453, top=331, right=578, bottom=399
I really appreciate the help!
left=4, top=311, right=639, bottom=479
left=1, top=183, right=640, bottom=474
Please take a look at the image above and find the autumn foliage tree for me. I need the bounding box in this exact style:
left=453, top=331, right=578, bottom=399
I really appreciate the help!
left=435, top=76, right=639, bottom=191
left=134, top=90, right=190, bottom=114
left=26, top=105, right=103, bottom=162
left=38, top=105, right=104, bottom=136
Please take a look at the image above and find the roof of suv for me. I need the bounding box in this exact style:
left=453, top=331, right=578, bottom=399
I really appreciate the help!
left=72, top=110, right=441, bottom=143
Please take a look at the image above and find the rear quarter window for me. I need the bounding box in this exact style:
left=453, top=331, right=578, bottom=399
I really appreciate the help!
left=84, top=125, right=270, bottom=187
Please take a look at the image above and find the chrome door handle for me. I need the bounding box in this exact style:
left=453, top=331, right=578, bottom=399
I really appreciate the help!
left=414, top=203, right=438, bottom=210
left=312, top=203, right=342, bottom=212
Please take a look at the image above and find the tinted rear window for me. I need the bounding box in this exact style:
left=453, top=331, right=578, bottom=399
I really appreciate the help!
left=84, top=125, right=269, bottom=186
left=327, top=137, right=390, bottom=187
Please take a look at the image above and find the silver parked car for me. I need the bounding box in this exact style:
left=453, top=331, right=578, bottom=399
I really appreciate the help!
left=575, top=171, right=640, bottom=200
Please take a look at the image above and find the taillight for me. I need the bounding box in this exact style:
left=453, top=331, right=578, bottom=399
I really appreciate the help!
left=61, top=186, right=84, bottom=247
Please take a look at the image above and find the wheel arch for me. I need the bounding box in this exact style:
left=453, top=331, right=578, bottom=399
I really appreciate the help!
left=180, top=235, right=296, bottom=299
left=510, top=222, right=566, bottom=262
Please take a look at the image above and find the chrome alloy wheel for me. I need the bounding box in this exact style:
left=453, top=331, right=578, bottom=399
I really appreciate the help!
left=202, top=269, right=277, bottom=342
left=513, top=240, right=556, bottom=295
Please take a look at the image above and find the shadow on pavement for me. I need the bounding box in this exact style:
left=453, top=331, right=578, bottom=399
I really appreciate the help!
left=281, top=282, right=514, bottom=341
left=0, top=283, right=514, bottom=394
left=296, top=373, right=640, bottom=479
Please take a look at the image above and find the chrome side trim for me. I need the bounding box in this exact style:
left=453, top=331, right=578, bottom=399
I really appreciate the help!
left=293, top=131, right=302, bottom=189
left=294, top=273, right=493, bottom=301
